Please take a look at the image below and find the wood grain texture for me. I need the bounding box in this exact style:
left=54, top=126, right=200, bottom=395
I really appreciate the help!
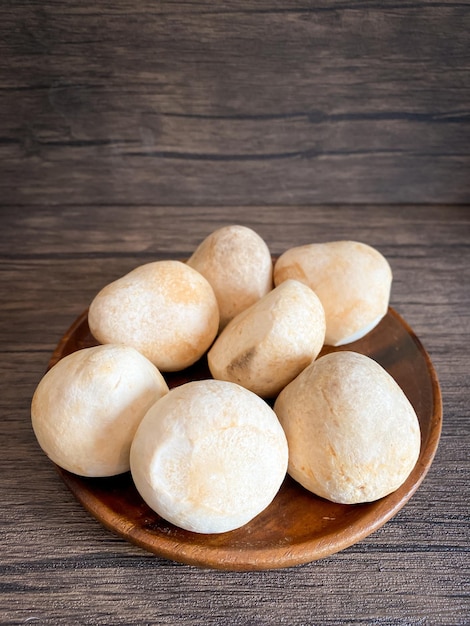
left=1, top=1, right=470, bottom=205
left=1, top=205, right=469, bottom=625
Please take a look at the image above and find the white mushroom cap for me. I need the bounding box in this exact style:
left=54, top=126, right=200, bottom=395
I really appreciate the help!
left=274, top=351, right=421, bottom=504
left=274, top=241, right=392, bottom=346
left=130, top=379, right=288, bottom=533
left=88, top=260, right=219, bottom=371
left=31, top=344, right=169, bottom=477
left=187, top=225, right=273, bottom=330
left=208, top=279, right=326, bottom=397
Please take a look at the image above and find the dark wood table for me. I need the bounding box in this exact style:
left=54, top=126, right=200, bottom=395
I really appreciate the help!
left=2, top=205, right=469, bottom=625
left=2, top=2, right=469, bottom=625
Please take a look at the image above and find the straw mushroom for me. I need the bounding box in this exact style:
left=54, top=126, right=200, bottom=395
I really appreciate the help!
left=187, top=225, right=273, bottom=330
left=130, top=379, right=288, bottom=533
left=274, top=351, right=421, bottom=504
left=274, top=241, right=392, bottom=346
left=88, top=260, right=219, bottom=371
left=31, top=344, right=169, bottom=477
left=208, top=279, right=326, bottom=398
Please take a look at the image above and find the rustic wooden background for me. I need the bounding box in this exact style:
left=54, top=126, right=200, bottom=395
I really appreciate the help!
left=1, top=1, right=469, bottom=625
left=1, top=0, right=469, bottom=206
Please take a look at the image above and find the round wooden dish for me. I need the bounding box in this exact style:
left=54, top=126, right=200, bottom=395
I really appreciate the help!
left=49, top=306, right=442, bottom=571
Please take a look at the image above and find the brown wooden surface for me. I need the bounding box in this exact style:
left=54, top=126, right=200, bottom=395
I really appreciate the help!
left=1, top=205, right=469, bottom=625
left=2, top=1, right=470, bottom=205
left=1, top=1, right=470, bottom=624
left=47, top=306, right=442, bottom=571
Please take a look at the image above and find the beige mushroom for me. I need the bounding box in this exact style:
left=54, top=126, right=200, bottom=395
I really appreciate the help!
left=274, top=241, right=392, bottom=346
left=207, top=279, right=326, bottom=398
left=88, top=260, right=219, bottom=371
left=274, top=351, right=421, bottom=504
left=130, top=379, right=288, bottom=533
left=31, top=344, right=169, bottom=477
left=187, top=224, right=273, bottom=330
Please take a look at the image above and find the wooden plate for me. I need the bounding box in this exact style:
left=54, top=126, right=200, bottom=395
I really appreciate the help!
left=48, top=306, right=442, bottom=571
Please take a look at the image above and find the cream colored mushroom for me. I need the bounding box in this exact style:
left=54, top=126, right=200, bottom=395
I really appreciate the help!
left=274, top=351, right=421, bottom=504
left=207, top=279, right=326, bottom=398
left=130, top=379, right=288, bottom=533
left=31, top=344, right=169, bottom=477
left=187, top=224, right=273, bottom=330
left=88, top=260, right=219, bottom=371
left=274, top=241, right=392, bottom=346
